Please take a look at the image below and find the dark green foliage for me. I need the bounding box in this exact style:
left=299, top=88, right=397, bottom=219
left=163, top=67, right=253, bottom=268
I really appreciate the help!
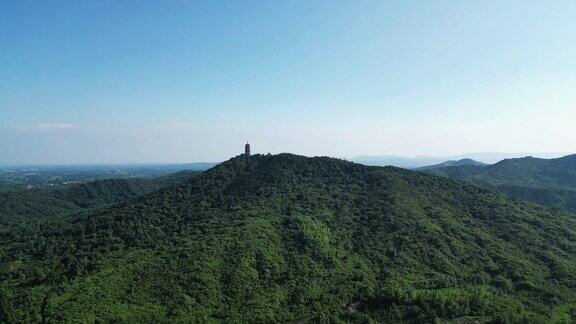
left=0, top=171, right=200, bottom=224
left=425, top=154, right=576, bottom=213
left=497, top=185, right=576, bottom=213
left=0, top=189, right=81, bottom=224
left=2, top=154, right=576, bottom=322
left=58, top=170, right=200, bottom=208
left=54, top=178, right=164, bottom=208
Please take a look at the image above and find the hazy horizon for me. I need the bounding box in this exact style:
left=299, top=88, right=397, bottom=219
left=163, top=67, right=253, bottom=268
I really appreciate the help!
left=2, top=1, right=575, bottom=165
left=0, top=151, right=570, bottom=168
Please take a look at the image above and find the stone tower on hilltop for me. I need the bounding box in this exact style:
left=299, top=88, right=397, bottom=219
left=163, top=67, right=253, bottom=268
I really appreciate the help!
left=245, top=143, right=251, bottom=156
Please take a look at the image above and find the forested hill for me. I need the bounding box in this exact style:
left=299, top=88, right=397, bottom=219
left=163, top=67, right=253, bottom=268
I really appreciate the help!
left=426, top=154, right=576, bottom=188
left=0, top=170, right=201, bottom=224
left=424, top=154, right=576, bottom=212
left=416, top=158, right=487, bottom=170
left=57, top=169, right=201, bottom=207
left=2, top=154, right=576, bottom=322
left=53, top=178, right=164, bottom=208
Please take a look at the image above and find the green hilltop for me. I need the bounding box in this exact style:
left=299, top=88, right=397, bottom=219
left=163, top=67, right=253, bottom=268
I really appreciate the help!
left=2, top=154, right=576, bottom=322
left=417, top=158, right=487, bottom=170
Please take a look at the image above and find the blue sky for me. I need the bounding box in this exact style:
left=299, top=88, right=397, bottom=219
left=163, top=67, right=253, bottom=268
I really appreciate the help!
left=1, top=1, right=575, bottom=164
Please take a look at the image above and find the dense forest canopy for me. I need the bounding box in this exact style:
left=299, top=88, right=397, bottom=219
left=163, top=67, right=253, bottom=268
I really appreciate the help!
left=2, top=154, right=576, bottom=322
left=0, top=170, right=201, bottom=224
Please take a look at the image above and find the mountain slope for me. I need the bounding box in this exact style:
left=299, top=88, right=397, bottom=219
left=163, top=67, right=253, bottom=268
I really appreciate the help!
left=0, top=189, right=81, bottom=223
left=0, top=171, right=201, bottom=224
left=2, top=154, right=576, bottom=322
left=424, top=154, right=576, bottom=212
left=55, top=170, right=201, bottom=208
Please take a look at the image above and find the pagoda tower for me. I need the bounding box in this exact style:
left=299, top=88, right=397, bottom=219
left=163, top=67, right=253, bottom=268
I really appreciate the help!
left=245, top=143, right=251, bottom=156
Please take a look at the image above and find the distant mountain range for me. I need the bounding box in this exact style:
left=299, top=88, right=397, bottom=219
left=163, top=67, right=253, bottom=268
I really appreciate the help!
left=422, top=154, right=576, bottom=213
left=2, top=153, right=576, bottom=322
left=351, top=152, right=566, bottom=169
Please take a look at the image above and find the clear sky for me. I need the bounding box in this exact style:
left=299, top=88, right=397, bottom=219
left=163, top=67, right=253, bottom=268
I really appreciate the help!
left=1, top=1, right=575, bottom=165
